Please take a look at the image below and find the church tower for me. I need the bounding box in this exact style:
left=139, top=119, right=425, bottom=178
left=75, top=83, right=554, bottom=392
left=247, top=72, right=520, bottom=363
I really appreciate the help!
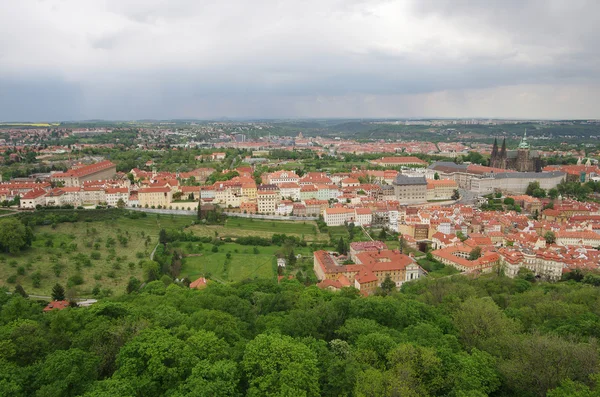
left=490, top=138, right=499, bottom=168
left=499, top=138, right=507, bottom=169
left=516, top=130, right=530, bottom=172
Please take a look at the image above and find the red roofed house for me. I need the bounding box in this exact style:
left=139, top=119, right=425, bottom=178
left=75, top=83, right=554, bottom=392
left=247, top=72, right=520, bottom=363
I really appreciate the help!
left=20, top=188, right=47, bottom=209
left=190, top=277, right=207, bottom=289
left=43, top=300, right=70, bottom=312
left=51, top=160, right=116, bottom=187
left=369, top=156, right=428, bottom=167
left=314, top=249, right=424, bottom=296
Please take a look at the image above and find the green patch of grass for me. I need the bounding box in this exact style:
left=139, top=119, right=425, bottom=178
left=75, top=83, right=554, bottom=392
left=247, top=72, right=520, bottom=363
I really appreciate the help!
left=224, top=217, right=318, bottom=235
left=179, top=242, right=316, bottom=283
left=0, top=214, right=196, bottom=297
left=417, top=258, right=460, bottom=278
left=328, top=226, right=349, bottom=239
left=0, top=209, right=16, bottom=215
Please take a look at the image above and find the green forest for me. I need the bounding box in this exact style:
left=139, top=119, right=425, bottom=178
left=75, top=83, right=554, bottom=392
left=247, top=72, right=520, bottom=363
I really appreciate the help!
left=2, top=271, right=600, bottom=396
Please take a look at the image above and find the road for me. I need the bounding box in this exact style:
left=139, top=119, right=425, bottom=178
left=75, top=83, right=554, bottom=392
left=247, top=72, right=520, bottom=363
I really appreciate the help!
left=457, top=188, right=479, bottom=206
left=127, top=206, right=318, bottom=221
left=5, top=292, right=98, bottom=305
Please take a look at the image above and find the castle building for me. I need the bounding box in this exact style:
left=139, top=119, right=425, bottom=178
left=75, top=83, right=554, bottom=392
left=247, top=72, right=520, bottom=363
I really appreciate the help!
left=489, top=131, right=542, bottom=172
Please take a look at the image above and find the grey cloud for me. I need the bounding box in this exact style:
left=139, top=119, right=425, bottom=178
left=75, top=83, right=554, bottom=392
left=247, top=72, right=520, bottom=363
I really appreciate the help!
left=0, top=0, right=599, bottom=120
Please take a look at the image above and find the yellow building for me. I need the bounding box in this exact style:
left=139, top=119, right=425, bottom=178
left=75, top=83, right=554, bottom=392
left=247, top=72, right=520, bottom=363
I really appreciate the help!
left=139, top=187, right=173, bottom=208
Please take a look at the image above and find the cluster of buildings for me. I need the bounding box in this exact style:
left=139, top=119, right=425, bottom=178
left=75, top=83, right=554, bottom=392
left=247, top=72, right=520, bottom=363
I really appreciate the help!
left=386, top=199, right=600, bottom=280
left=314, top=241, right=425, bottom=295
left=429, top=161, right=566, bottom=194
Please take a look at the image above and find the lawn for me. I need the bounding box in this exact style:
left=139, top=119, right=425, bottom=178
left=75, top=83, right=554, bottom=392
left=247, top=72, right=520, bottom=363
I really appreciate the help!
left=188, top=218, right=328, bottom=242
left=0, top=209, right=17, bottom=216
left=0, top=213, right=197, bottom=297
left=225, top=217, right=318, bottom=235
left=328, top=226, right=349, bottom=239
left=179, top=242, right=316, bottom=283
left=180, top=243, right=275, bottom=283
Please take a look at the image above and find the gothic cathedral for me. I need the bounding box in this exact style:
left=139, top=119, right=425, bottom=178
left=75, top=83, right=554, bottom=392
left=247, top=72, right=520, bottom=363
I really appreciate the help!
left=489, top=130, right=542, bottom=172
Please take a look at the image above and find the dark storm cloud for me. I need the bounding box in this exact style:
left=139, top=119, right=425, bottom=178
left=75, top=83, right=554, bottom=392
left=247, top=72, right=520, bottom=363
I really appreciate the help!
left=0, top=0, right=599, bottom=120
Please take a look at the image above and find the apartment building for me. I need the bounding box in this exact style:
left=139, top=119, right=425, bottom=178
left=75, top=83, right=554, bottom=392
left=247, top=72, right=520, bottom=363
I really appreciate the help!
left=279, top=182, right=301, bottom=201
left=139, top=187, right=173, bottom=208
left=51, top=160, right=116, bottom=187
left=426, top=179, right=458, bottom=201
left=392, top=174, right=427, bottom=203
left=264, top=170, right=300, bottom=185
left=257, top=190, right=278, bottom=214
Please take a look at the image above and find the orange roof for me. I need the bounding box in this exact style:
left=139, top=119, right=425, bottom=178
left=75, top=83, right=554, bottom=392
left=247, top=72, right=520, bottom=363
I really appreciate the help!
left=54, top=160, right=115, bottom=178
left=43, top=300, right=70, bottom=312
left=374, top=156, right=428, bottom=165
left=22, top=188, right=46, bottom=199
left=325, top=207, right=354, bottom=215
left=190, top=277, right=207, bottom=289
left=139, top=187, right=171, bottom=193
left=105, top=188, right=128, bottom=194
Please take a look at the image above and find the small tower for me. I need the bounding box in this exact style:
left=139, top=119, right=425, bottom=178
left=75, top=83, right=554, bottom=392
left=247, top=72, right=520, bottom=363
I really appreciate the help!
left=586, top=158, right=592, bottom=167
left=577, top=157, right=582, bottom=165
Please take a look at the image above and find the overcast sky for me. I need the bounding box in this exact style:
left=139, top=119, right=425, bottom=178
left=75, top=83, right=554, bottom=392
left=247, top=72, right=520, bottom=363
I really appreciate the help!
left=1, top=0, right=599, bottom=121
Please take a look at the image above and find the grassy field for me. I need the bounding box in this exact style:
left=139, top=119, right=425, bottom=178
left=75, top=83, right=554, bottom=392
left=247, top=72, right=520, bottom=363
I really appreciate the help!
left=188, top=217, right=328, bottom=242
left=0, top=213, right=332, bottom=297
left=0, top=209, right=17, bottom=216
left=0, top=214, right=196, bottom=297
left=225, top=217, right=318, bottom=234
left=328, top=226, right=349, bottom=239
left=179, top=243, right=275, bottom=283
left=179, top=241, right=318, bottom=283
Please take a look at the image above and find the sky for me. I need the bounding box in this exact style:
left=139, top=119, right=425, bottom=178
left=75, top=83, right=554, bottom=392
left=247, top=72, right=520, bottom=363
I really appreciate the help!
left=1, top=0, right=599, bottom=121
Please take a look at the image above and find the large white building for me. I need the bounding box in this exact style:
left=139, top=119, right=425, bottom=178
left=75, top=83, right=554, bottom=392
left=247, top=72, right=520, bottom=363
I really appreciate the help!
left=470, top=171, right=566, bottom=195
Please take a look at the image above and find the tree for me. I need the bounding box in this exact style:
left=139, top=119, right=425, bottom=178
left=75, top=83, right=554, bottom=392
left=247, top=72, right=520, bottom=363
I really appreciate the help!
left=434, top=172, right=440, bottom=180
left=126, top=277, right=141, bottom=294
left=35, top=348, right=99, bottom=397
left=159, top=228, right=168, bottom=246
left=116, top=199, right=126, bottom=209
left=451, top=189, right=460, bottom=200
left=380, top=274, right=396, bottom=296
left=453, top=297, right=519, bottom=351
left=51, top=283, right=65, bottom=301
left=469, top=246, right=482, bottom=260
left=13, top=284, right=28, bottom=298
left=548, top=188, right=559, bottom=200
left=115, top=328, right=198, bottom=396
left=532, top=188, right=547, bottom=198
left=178, top=360, right=240, bottom=397
left=243, top=333, right=320, bottom=397
left=0, top=218, right=28, bottom=254
left=544, top=231, right=556, bottom=245
left=337, top=237, right=348, bottom=255
left=526, top=181, right=541, bottom=196
left=378, top=228, right=387, bottom=241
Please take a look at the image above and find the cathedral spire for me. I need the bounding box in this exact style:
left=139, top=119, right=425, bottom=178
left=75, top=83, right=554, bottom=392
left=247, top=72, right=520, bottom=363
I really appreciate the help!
left=518, top=129, right=530, bottom=149
left=491, top=138, right=498, bottom=157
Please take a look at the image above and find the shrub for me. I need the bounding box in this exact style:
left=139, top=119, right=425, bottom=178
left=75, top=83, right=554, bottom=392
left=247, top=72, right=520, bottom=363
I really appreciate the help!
left=67, top=274, right=84, bottom=287
left=90, top=252, right=101, bottom=260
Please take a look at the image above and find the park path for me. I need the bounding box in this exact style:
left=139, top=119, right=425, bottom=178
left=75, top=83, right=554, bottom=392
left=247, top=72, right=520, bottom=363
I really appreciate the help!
left=5, top=291, right=98, bottom=305
left=0, top=210, right=18, bottom=217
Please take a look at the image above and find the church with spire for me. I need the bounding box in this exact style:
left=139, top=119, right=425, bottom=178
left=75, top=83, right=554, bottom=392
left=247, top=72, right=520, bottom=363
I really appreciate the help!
left=489, top=130, right=542, bottom=172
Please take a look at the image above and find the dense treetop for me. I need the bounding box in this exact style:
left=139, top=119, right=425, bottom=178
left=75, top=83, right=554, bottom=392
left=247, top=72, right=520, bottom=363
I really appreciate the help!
left=1, top=271, right=600, bottom=396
